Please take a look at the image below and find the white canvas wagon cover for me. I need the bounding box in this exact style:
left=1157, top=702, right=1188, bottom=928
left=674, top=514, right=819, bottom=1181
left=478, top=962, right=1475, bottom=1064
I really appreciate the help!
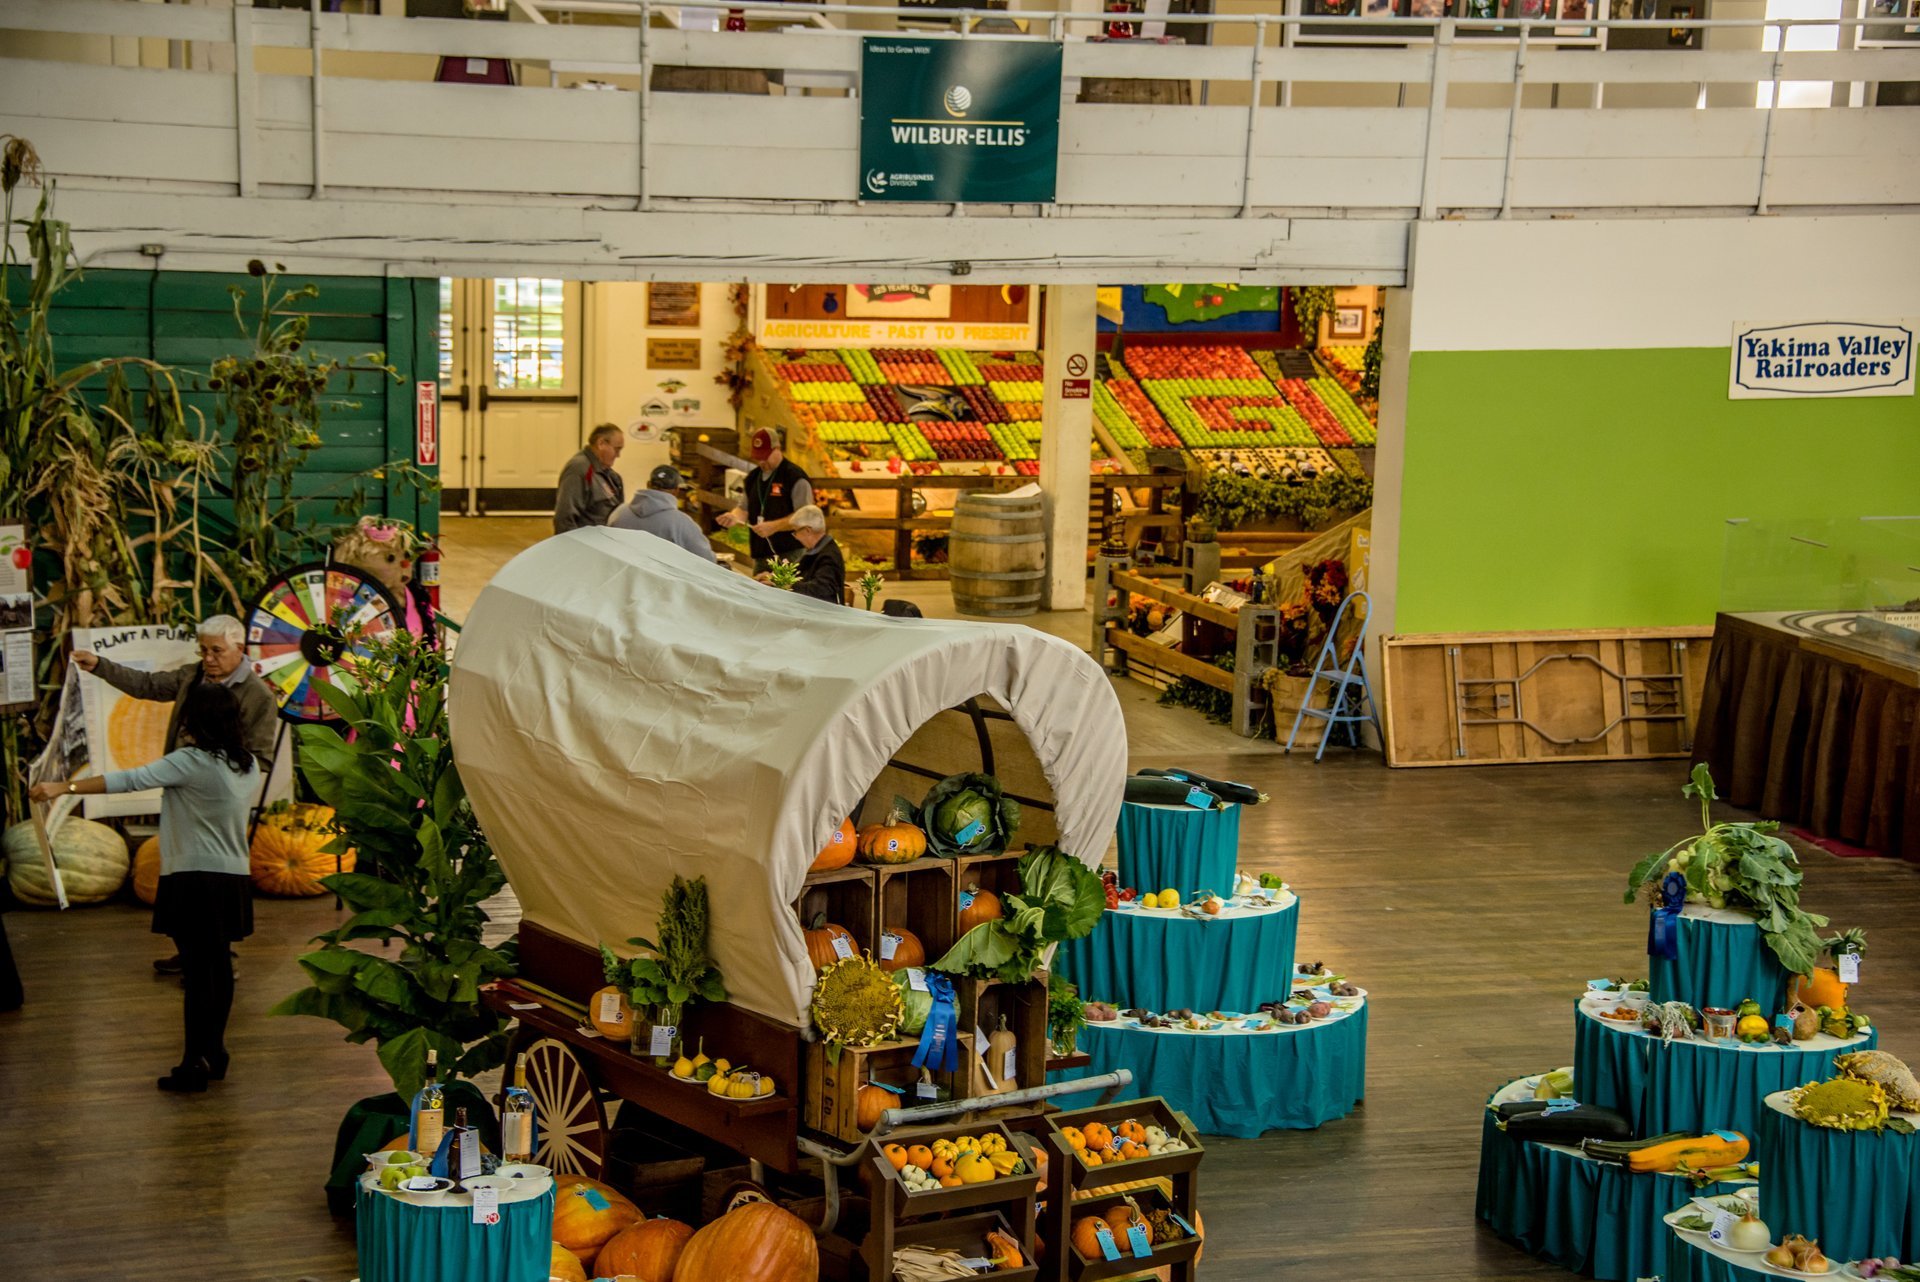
left=448, top=529, right=1127, bottom=1028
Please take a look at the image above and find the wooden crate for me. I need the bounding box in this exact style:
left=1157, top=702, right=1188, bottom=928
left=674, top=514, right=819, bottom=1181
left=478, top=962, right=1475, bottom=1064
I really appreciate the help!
left=802, top=1036, right=922, bottom=1145
left=875, top=857, right=957, bottom=972
left=957, top=977, right=1049, bottom=1099
left=956, top=851, right=1025, bottom=922
left=794, top=864, right=878, bottom=959
left=1381, top=627, right=1714, bottom=767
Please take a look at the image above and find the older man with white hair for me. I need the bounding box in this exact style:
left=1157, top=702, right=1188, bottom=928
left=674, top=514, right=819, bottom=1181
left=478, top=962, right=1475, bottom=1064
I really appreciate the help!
left=71, top=614, right=279, bottom=974
left=756, top=503, right=846, bottom=606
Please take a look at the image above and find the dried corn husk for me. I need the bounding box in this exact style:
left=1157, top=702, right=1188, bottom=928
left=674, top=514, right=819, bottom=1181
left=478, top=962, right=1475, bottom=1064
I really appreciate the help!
left=892, top=1246, right=978, bottom=1281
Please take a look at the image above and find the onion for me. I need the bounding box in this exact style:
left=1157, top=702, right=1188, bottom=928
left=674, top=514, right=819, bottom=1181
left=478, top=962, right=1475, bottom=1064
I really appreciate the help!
left=1727, top=1212, right=1772, bottom=1253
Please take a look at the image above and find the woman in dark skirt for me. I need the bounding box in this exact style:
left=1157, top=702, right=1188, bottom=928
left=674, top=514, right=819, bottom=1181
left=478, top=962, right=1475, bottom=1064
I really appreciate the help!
left=32, top=682, right=259, bottom=1092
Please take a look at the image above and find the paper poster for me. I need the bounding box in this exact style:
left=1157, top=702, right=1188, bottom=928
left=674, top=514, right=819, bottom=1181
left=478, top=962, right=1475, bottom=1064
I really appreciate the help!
left=647, top=283, right=702, bottom=328
left=847, top=285, right=953, bottom=320
left=0, top=524, right=31, bottom=709
left=71, top=625, right=195, bottom=818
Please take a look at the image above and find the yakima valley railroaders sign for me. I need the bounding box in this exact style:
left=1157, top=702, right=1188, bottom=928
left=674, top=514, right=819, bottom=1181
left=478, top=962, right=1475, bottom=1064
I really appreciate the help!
left=1729, top=320, right=1916, bottom=399
left=860, top=38, right=1063, bottom=204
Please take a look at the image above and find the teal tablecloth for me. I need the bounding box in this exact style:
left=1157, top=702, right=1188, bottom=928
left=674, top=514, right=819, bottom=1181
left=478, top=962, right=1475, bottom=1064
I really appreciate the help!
left=357, top=1180, right=555, bottom=1282
left=1759, top=1092, right=1920, bottom=1262
left=1574, top=1001, right=1876, bottom=1140
left=1046, top=1002, right=1366, bottom=1138
left=1476, top=1091, right=1747, bottom=1281
left=1649, top=910, right=1792, bottom=1020
left=1115, top=801, right=1240, bottom=897
left=1055, top=897, right=1298, bottom=1012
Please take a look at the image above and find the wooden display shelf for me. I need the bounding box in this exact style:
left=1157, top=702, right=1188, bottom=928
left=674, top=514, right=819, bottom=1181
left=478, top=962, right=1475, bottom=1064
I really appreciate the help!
left=1041, top=1096, right=1203, bottom=1282
left=1046, top=1097, right=1206, bottom=1193
left=956, top=850, right=1025, bottom=914
left=894, top=1209, right=1039, bottom=1282
left=484, top=976, right=798, bottom=1174
left=861, top=1120, right=1042, bottom=1282
left=1061, top=1186, right=1203, bottom=1282
left=957, top=976, right=1049, bottom=1099
left=803, top=1036, right=939, bottom=1146
left=795, top=864, right=878, bottom=959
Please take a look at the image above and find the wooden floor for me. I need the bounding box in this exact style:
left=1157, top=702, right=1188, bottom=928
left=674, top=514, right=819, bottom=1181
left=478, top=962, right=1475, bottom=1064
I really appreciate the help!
left=5, top=519, right=1916, bottom=1281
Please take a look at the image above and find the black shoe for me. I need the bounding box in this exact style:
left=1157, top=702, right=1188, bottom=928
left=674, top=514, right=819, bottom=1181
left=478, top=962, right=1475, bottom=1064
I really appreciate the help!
left=158, top=1064, right=209, bottom=1093
left=204, top=1051, right=229, bottom=1082
left=153, top=955, right=183, bottom=975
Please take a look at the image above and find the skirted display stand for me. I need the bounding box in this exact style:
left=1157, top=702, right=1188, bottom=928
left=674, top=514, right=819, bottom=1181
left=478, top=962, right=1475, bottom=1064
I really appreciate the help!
left=1663, top=1222, right=1768, bottom=1282
left=1114, top=800, right=1240, bottom=897
left=1758, top=1089, right=1920, bottom=1262
left=1055, top=893, right=1298, bottom=1014
left=1476, top=1075, right=1753, bottom=1282
left=1574, top=1001, right=1875, bottom=1141
left=356, top=1174, right=554, bottom=1282
left=1648, top=906, right=1793, bottom=1020
left=1049, top=997, right=1368, bottom=1138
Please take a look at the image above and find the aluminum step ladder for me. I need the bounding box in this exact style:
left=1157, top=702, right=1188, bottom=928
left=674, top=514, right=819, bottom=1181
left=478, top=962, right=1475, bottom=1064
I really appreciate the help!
left=1282, top=590, right=1381, bottom=760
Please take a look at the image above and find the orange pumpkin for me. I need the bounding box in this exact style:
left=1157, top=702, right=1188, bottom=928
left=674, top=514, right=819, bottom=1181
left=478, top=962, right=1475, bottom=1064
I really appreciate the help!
left=675, top=1200, right=819, bottom=1282
left=931, top=1155, right=955, bottom=1179
left=958, top=886, right=1004, bottom=933
left=590, top=985, right=636, bottom=1040
left=1081, top=1122, right=1114, bottom=1152
left=1117, top=1120, right=1146, bottom=1145
left=804, top=918, right=857, bottom=971
left=877, top=927, right=925, bottom=973
left=1793, top=967, right=1848, bottom=1010
left=858, top=820, right=927, bottom=866
left=883, top=1143, right=910, bottom=1171
left=856, top=1082, right=897, bottom=1131
left=549, top=1241, right=588, bottom=1282
left=810, top=817, right=857, bottom=872
left=249, top=803, right=355, bottom=897
left=1071, top=1216, right=1108, bottom=1260
left=132, top=836, right=161, bottom=906
left=906, top=1144, right=934, bottom=1170
left=593, top=1217, right=694, bottom=1282
left=986, top=1229, right=1024, bottom=1269
left=552, top=1174, right=642, bottom=1265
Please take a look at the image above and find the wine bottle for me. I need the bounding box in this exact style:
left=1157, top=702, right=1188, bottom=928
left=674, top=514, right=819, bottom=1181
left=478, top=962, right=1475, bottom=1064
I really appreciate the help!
left=411, top=1049, right=445, bottom=1159
left=501, top=1054, right=535, bottom=1163
left=447, top=1107, right=469, bottom=1193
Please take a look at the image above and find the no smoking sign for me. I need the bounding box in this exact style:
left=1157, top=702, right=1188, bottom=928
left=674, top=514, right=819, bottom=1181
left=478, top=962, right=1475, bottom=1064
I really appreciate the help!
left=1065, top=353, right=1089, bottom=377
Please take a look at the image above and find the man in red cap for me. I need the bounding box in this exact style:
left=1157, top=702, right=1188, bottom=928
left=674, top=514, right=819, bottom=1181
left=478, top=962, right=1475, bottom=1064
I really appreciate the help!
left=716, top=426, right=813, bottom=568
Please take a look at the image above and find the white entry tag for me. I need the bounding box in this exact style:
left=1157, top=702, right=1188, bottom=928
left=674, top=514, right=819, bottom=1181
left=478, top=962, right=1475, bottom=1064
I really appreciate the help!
left=831, top=934, right=855, bottom=960
left=880, top=932, right=900, bottom=961
left=906, top=967, right=930, bottom=993
left=598, top=991, right=624, bottom=1023
left=650, top=1024, right=676, bottom=1057
left=1707, top=1209, right=1737, bottom=1246
left=1840, top=953, right=1861, bottom=983
left=471, top=1184, right=501, bottom=1226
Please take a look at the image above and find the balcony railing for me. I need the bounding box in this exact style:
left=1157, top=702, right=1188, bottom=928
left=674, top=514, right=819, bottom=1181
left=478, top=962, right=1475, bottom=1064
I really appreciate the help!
left=0, top=0, right=1916, bottom=222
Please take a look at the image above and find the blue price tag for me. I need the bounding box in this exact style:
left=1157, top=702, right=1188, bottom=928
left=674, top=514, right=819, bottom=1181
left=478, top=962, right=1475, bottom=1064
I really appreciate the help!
left=582, top=1189, right=610, bottom=1212
left=1184, top=787, right=1213, bottom=810
left=1094, top=1222, right=1122, bottom=1262
left=1588, top=979, right=1614, bottom=991
left=1775, top=1013, right=1796, bottom=1029
left=1127, top=1223, right=1154, bottom=1258
left=1543, top=1099, right=1579, bottom=1114
left=958, top=890, right=975, bottom=911
left=1171, top=1213, right=1197, bottom=1237
left=1712, top=1130, right=1743, bottom=1144
left=954, top=818, right=986, bottom=847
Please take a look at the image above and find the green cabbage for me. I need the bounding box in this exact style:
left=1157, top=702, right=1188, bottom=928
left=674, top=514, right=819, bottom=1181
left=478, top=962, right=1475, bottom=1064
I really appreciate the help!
left=893, top=970, right=933, bottom=1035
left=920, top=772, right=1020, bottom=857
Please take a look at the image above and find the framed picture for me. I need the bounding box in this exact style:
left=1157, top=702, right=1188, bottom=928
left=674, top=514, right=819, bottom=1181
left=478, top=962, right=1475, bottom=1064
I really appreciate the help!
left=1410, top=0, right=1446, bottom=17
left=1331, top=306, right=1366, bottom=338
left=647, top=283, right=701, bottom=328
left=1362, top=0, right=1396, bottom=17
left=1668, top=3, right=1695, bottom=45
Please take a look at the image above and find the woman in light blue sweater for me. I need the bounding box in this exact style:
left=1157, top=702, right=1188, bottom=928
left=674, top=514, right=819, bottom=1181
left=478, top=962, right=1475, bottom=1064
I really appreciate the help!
left=33, top=683, right=259, bottom=1092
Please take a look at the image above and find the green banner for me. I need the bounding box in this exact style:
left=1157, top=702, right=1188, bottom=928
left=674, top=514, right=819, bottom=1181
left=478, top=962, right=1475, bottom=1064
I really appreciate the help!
left=859, top=38, right=1063, bottom=204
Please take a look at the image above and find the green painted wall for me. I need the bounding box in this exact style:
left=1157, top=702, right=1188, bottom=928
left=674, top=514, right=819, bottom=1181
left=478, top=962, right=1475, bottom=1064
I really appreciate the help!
left=1394, top=347, right=1920, bottom=634
left=12, top=267, right=439, bottom=535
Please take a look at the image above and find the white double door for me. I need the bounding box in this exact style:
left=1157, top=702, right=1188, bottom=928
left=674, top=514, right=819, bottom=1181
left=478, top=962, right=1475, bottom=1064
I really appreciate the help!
left=439, top=278, right=585, bottom=514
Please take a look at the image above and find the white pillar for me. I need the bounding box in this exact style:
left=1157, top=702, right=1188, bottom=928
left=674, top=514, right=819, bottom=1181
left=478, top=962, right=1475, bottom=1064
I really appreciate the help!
left=1039, top=285, right=1096, bottom=611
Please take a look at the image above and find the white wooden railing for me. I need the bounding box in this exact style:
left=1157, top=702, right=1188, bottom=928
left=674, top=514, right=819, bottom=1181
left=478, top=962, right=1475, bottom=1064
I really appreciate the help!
left=0, top=0, right=1916, bottom=277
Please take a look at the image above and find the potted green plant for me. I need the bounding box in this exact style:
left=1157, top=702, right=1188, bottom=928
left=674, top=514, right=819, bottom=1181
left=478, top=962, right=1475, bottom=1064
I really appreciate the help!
left=603, top=876, right=726, bottom=1066
left=1048, top=973, right=1087, bottom=1058
left=269, top=631, right=517, bottom=1211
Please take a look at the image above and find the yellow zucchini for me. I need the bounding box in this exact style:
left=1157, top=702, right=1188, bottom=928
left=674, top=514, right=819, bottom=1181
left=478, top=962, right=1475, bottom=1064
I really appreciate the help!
left=1626, top=1132, right=1750, bottom=1174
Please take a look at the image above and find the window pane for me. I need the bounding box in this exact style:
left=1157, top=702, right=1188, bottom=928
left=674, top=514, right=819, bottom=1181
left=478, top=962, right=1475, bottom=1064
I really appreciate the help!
left=490, top=277, right=567, bottom=390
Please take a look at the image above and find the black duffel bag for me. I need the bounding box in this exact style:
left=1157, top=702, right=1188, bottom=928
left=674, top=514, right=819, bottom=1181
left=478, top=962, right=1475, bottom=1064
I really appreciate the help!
left=1495, top=1101, right=1633, bottom=1145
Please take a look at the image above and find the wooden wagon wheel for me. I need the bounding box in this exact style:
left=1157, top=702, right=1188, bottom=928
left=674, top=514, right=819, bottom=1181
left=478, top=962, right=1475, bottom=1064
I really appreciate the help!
left=522, top=1037, right=610, bottom=1179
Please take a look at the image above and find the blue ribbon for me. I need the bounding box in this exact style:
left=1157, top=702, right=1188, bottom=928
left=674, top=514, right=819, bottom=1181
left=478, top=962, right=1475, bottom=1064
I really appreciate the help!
left=1647, top=870, right=1685, bottom=960
left=912, top=973, right=960, bottom=1073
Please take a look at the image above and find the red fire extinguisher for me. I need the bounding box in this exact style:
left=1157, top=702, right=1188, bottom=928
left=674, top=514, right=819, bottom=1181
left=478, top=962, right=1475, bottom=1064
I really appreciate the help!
left=417, top=536, right=442, bottom=612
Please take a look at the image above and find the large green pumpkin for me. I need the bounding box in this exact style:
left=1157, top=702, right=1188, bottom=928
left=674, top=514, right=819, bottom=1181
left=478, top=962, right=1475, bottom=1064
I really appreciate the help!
left=5, top=817, right=130, bottom=906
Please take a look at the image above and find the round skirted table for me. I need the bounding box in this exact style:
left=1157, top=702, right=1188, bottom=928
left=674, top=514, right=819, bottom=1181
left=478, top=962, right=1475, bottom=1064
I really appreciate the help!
left=1047, top=994, right=1367, bottom=1138
left=1758, top=1089, right=1920, bottom=1263
left=357, top=1174, right=556, bottom=1282
left=1648, top=905, right=1793, bottom=1020
left=1115, top=800, right=1240, bottom=897
left=1574, top=997, right=1875, bottom=1141
left=1054, top=892, right=1298, bottom=1013
left=1476, top=1074, right=1754, bottom=1282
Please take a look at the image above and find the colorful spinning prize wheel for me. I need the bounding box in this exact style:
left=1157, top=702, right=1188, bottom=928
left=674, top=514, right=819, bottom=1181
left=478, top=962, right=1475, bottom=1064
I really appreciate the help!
left=245, top=562, right=403, bottom=723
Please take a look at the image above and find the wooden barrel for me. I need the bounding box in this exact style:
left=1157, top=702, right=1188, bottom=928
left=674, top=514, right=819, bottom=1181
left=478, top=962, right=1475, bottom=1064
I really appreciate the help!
left=949, top=492, right=1047, bottom=618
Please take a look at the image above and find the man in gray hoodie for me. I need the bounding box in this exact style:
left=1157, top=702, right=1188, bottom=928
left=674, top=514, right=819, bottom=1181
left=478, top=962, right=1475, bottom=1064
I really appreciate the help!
left=608, top=465, right=717, bottom=561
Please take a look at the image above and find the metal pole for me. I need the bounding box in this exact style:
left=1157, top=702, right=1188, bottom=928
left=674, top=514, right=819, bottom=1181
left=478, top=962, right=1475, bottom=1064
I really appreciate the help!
left=1756, top=26, right=1786, bottom=215
left=310, top=0, right=327, bottom=198
left=1498, top=23, right=1530, bottom=219
left=1240, top=16, right=1267, bottom=217
left=1417, top=18, right=1455, bottom=221
left=638, top=4, right=652, bottom=211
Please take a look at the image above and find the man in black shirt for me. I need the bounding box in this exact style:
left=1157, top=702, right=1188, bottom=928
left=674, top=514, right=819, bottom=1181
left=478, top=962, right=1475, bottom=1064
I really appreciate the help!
left=717, top=427, right=812, bottom=567
left=786, top=505, right=846, bottom=605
